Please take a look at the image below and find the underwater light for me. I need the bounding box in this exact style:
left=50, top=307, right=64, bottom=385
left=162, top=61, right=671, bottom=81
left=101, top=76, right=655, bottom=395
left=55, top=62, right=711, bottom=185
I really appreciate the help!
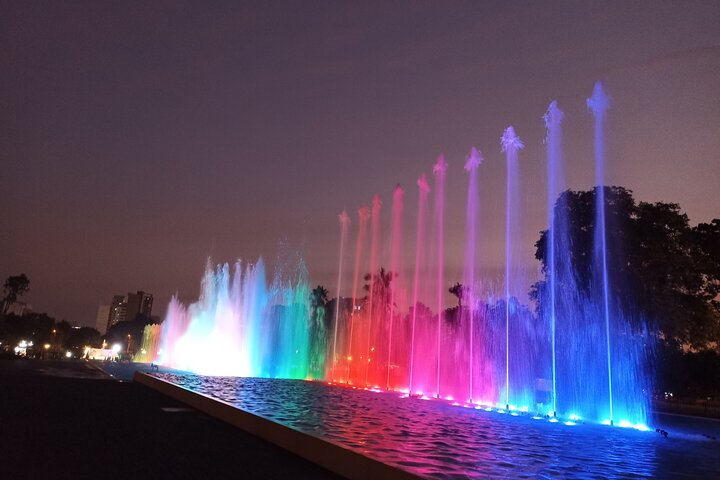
left=568, top=414, right=581, bottom=421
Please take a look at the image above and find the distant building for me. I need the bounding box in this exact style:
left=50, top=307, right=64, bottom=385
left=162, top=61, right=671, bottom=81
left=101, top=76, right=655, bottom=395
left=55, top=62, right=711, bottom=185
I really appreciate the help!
left=125, top=291, right=153, bottom=322
left=95, top=304, right=111, bottom=334
left=104, top=291, right=153, bottom=333
left=107, top=295, right=127, bottom=332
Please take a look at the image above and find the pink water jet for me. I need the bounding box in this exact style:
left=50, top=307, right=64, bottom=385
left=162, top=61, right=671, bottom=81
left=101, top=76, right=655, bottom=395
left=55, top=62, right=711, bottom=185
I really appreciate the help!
left=432, top=155, right=447, bottom=398
left=409, top=173, right=430, bottom=393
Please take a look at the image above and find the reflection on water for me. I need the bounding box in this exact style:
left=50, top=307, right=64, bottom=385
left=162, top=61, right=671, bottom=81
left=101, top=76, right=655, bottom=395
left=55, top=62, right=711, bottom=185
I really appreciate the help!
left=154, top=373, right=720, bottom=479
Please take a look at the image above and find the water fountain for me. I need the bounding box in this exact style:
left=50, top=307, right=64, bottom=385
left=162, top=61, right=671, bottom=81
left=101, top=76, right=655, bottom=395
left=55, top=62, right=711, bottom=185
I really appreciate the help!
left=135, top=81, right=687, bottom=478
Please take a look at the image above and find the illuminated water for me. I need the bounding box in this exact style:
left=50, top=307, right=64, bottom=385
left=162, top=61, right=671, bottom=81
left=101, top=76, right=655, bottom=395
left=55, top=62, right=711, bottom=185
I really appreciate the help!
left=151, top=81, right=653, bottom=428
left=153, top=373, right=720, bottom=479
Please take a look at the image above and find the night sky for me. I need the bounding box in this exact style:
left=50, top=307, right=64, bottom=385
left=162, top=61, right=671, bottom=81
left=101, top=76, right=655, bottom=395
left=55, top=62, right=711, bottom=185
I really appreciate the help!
left=2, top=1, right=719, bottom=327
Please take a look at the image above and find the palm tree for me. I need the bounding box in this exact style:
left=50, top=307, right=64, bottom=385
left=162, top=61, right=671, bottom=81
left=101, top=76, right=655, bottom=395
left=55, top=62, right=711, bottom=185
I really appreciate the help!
left=308, top=285, right=329, bottom=378
left=449, top=282, right=465, bottom=308
left=2, top=274, right=30, bottom=314
left=363, top=267, right=394, bottom=314
left=310, top=285, right=329, bottom=310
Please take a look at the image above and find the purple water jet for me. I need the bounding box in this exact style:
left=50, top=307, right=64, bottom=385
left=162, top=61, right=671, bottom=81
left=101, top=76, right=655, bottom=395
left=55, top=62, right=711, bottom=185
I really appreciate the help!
left=501, top=126, right=525, bottom=409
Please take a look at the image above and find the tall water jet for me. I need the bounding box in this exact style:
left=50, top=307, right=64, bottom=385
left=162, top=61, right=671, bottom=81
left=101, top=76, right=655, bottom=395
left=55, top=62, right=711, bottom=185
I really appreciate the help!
left=386, top=184, right=404, bottom=390
left=432, top=154, right=447, bottom=397
left=409, top=174, right=430, bottom=393
left=501, top=126, right=524, bottom=409
left=463, top=147, right=483, bottom=401
left=364, top=195, right=382, bottom=385
left=347, top=206, right=370, bottom=382
left=587, top=81, right=613, bottom=424
left=332, top=210, right=350, bottom=380
left=544, top=101, right=565, bottom=416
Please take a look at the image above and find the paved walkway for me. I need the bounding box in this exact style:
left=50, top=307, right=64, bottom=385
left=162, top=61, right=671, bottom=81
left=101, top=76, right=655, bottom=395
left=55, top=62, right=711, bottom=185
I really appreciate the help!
left=0, top=358, right=339, bottom=479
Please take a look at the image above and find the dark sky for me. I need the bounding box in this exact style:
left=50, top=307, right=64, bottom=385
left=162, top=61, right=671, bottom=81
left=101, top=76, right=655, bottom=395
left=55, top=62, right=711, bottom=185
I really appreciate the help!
left=2, top=1, right=719, bottom=327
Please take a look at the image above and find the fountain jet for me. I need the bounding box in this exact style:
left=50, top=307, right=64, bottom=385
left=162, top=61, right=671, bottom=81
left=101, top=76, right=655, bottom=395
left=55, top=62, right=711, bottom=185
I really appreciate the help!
left=587, top=81, right=613, bottom=425
left=409, top=174, right=430, bottom=393
left=501, top=126, right=524, bottom=409
left=332, top=210, right=350, bottom=381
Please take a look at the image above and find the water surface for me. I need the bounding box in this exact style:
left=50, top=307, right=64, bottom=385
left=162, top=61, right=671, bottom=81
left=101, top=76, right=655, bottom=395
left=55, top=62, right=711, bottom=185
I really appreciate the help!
left=154, top=373, right=720, bottom=479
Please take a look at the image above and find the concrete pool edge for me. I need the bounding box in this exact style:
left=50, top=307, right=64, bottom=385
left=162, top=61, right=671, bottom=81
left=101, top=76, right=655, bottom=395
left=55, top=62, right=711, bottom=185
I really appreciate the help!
left=133, top=372, right=421, bottom=480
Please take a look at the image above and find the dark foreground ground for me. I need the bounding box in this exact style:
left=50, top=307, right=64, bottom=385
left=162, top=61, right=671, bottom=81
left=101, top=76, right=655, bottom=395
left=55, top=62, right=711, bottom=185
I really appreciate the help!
left=0, top=357, right=339, bottom=480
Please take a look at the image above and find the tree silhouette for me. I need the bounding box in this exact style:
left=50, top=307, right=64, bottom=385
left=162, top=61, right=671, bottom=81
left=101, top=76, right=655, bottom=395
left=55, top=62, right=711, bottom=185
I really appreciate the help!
left=363, top=267, right=394, bottom=314
left=3, top=274, right=30, bottom=313
left=533, top=186, right=720, bottom=348
left=448, top=282, right=465, bottom=308
left=310, top=285, right=329, bottom=310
